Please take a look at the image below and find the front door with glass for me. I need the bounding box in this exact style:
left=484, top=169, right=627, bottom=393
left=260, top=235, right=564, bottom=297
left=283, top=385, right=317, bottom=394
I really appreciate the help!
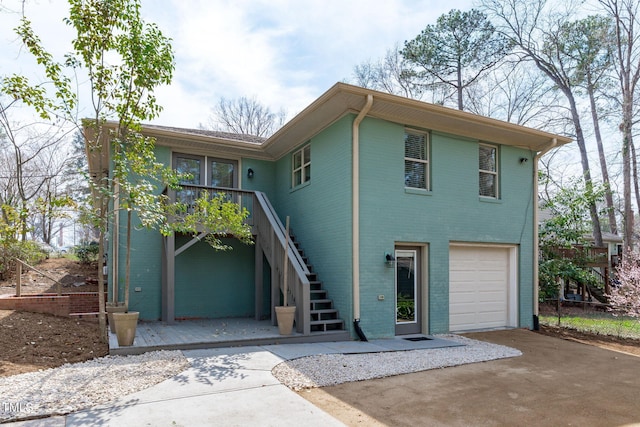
left=395, top=248, right=421, bottom=335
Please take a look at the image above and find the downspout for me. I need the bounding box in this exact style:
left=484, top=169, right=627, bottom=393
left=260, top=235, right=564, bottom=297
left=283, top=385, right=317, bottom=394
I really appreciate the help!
left=532, top=138, right=557, bottom=330
left=352, top=94, right=373, bottom=341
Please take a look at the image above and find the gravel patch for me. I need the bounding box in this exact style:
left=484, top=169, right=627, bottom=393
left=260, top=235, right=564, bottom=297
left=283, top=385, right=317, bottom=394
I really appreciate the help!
left=272, top=335, right=522, bottom=390
left=0, top=350, right=189, bottom=423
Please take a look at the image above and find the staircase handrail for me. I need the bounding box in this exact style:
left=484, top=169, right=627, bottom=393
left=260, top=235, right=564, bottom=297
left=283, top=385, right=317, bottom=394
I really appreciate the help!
left=254, top=192, right=310, bottom=277
left=14, top=258, right=65, bottom=296
left=253, top=191, right=310, bottom=335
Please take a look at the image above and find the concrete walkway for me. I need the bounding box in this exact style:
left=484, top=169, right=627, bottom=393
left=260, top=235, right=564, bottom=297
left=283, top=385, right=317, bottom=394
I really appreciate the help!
left=6, top=336, right=462, bottom=426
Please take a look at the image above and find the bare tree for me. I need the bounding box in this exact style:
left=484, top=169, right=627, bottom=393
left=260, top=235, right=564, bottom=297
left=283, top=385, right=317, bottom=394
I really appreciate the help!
left=598, top=0, right=640, bottom=249
left=0, top=98, right=74, bottom=241
left=464, top=62, right=564, bottom=126
left=28, top=143, right=76, bottom=245
left=559, top=15, right=619, bottom=235
left=352, top=44, right=424, bottom=99
left=482, top=0, right=604, bottom=247
left=207, top=96, right=286, bottom=137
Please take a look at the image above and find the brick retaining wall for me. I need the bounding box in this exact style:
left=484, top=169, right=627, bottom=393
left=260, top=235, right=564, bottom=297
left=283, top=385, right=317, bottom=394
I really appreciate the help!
left=0, top=292, right=106, bottom=318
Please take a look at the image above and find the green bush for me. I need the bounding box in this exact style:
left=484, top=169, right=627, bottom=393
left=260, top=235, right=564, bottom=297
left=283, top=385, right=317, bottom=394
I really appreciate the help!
left=75, top=242, right=99, bottom=265
left=0, top=241, right=47, bottom=281
left=538, top=258, right=600, bottom=302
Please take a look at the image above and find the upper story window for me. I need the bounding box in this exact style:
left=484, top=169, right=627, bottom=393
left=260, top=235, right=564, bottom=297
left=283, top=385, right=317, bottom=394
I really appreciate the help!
left=292, top=145, right=311, bottom=188
left=174, top=154, right=203, bottom=186
left=479, top=144, right=498, bottom=198
left=404, top=130, right=429, bottom=190
left=173, top=153, right=237, bottom=188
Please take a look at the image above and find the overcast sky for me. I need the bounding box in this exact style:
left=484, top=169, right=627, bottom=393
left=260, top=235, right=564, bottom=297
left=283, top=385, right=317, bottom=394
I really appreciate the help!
left=1, top=0, right=476, bottom=129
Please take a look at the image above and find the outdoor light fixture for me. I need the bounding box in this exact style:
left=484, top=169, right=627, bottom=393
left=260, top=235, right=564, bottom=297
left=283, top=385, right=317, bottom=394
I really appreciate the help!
left=519, top=157, right=528, bottom=164
left=247, top=168, right=254, bottom=179
left=385, top=253, right=395, bottom=268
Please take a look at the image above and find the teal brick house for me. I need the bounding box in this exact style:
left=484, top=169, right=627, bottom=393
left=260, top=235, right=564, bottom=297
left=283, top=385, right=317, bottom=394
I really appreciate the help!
left=91, top=83, right=571, bottom=340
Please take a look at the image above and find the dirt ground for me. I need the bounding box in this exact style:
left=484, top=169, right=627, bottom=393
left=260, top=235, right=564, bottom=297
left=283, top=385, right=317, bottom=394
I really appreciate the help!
left=302, top=329, right=640, bottom=426
left=0, top=258, right=107, bottom=377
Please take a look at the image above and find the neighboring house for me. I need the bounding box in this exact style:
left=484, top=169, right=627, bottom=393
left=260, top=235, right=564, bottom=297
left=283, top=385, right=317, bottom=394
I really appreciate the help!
left=86, top=83, right=572, bottom=340
left=584, top=232, right=623, bottom=267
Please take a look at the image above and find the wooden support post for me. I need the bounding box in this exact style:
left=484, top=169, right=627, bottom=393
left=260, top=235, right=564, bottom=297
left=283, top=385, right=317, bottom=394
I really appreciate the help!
left=16, top=262, right=21, bottom=297
left=162, top=235, right=176, bottom=323
left=167, top=234, right=175, bottom=323
left=271, top=252, right=279, bottom=326
left=255, top=239, right=264, bottom=320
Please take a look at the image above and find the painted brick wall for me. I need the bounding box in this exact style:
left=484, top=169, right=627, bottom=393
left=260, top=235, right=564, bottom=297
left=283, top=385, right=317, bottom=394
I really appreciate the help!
left=272, top=115, right=354, bottom=333
left=174, top=237, right=255, bottom=318
left=358, top=118, right=536, bottom=336
left=241, top=158, right=277, bottom=199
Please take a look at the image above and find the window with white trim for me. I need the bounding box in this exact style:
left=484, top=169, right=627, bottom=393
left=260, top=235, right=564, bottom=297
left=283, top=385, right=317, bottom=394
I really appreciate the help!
left=404, top=130, right=429, bottom=190
left=479, top=144, right=498, bottom=198
left=292, top=145, right=311, bottom=188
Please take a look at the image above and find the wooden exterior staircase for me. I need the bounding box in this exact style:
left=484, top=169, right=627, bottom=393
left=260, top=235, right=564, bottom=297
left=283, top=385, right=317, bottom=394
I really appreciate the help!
left=289, top=233, right=345, bottom=333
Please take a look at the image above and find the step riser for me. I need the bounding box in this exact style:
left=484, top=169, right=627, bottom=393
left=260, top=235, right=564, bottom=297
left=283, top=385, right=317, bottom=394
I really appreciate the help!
left=289, top=231, right=344, bottom=333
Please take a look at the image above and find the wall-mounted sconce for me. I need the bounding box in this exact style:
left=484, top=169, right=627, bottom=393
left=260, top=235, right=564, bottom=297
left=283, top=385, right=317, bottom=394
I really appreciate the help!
left=247, top=168, right=254, bottom=179
left=385, top=253, right=395, bottom=268
left=519, top=157, right=528, bottom=164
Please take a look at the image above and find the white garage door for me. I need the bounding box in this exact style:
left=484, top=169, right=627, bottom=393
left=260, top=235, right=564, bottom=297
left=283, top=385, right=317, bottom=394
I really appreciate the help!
left=449, top=245, right=517, bottom=332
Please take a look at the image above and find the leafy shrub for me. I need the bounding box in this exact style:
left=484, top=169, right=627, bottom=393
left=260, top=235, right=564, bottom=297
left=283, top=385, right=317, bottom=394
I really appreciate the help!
left=539, top=258, right=601, bottom=302
left=20, top=241, right=48, bottom=264
left=0, top=241, right=47, bottom=281
left=75, top=242, right=100, bottom=265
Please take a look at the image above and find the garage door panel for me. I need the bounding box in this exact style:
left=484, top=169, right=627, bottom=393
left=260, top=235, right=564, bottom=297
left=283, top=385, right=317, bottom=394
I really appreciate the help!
left=478, top=293, right=505, bottom=303
left=450, top=313, right=476, bottom=327
left=450, top=272, right=476, bottom=281
left=449, top=245, right=515, bottom=332
left=477, top=270, right=507, bottom=280
left=450, top=302, right=476, bottom=314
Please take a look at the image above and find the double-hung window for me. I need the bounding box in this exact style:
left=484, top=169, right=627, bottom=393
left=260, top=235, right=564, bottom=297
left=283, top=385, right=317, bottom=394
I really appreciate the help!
left=292, top=145, right=311, bottom=188
left=404, top=130, right=429, bottom=190
left=479, top=144, right=498, bottom=198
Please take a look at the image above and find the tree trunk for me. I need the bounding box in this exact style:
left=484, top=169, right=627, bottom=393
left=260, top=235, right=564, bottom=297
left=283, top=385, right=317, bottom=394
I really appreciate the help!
left=97, top=206, right=107, bottom=343
left=622, top=105, right=634, bottom=250
left=587, top=80, right=617, bottom=235
left=566, top=89, right=604, bottom=247
left=631, top=138, right=640, bottom=221
left=125, top=208, right=132, bottom=312
left=457, top=60, right=464, bottom=110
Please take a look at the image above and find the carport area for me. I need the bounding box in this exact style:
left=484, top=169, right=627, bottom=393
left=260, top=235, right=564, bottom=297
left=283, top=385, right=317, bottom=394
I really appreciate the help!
left=302, top=329, right=640, bottom=426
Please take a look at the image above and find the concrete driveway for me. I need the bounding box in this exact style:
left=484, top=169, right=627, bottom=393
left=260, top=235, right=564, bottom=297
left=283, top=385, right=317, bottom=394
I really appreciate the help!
left=302, top=329, right=640, bottom=427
